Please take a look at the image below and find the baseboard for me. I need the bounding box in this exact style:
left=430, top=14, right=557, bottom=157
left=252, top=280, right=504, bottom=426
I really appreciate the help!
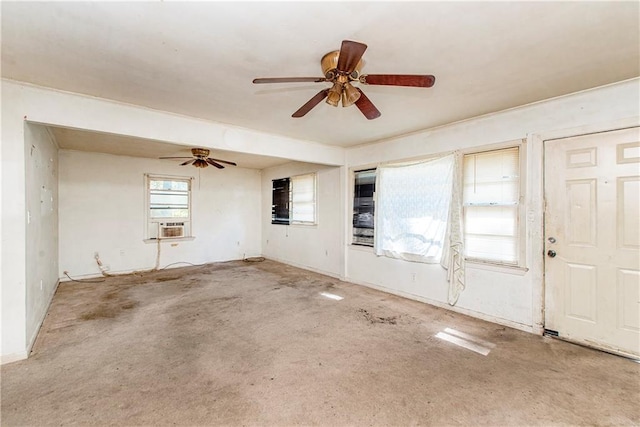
left=1, top=351, right=29, bottom=365
left=262, top=256, right=341, bottom=280
left=346, top=277, right=535, bottom=334
left=25, top=278, right=61, bottom=358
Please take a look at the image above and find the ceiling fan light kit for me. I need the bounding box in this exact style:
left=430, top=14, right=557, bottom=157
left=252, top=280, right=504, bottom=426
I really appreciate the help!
left=253, top=40, right=435, bottom=120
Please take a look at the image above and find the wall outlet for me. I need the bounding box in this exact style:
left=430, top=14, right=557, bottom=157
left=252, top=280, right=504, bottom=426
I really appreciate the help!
left=411, top=273, right=417, bottom=282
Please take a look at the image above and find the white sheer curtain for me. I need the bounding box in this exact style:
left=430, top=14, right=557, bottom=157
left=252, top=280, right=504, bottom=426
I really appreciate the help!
left=374, top=154, right=454, bottom=263
left=440, top=152, right=465, bottom=305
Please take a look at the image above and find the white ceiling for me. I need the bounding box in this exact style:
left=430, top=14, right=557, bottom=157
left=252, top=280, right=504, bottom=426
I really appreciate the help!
left=48, top=126, right=288, bottom=170
left=2, top=1, right=639, bottom=153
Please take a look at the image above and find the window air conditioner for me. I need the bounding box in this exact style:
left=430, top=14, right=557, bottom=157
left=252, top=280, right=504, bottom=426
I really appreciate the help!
left=160, top=223, right=185, bottom=238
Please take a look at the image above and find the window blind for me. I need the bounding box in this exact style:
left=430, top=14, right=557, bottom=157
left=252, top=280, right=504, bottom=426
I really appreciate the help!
left=271, top=178, right=290, bottom=224
left=463, top=147, right=520, bottom=263
left=291, top=173, right=316, bottom=223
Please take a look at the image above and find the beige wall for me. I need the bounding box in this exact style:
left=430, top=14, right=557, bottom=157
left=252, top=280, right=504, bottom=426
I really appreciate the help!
left=59, top=150, right=262, bottom=277
left=24, top=124, right=59, bottom=351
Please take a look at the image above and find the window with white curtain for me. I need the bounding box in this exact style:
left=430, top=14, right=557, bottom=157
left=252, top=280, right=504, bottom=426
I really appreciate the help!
left=271, top=173, right=317, bottom=225
left=374, top=154, right=454, bottom=263
left=463, top=147, right=520, bottom=264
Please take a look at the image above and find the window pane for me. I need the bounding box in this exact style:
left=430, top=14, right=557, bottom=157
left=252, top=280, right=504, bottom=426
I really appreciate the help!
left=465, top=234, right=518, bottom=263
left=148, top=178, right=190, bottom=221
left=272, top=178, right=290, bottom=224
left=463, top=148, right=519, bottom=204
left=354, top=169, right=375, bottom=227
left=464, top=206, right=517, bottom=237
left=150, top=192, right=189, bottom=207
left=292, top=203, right=315, bottom=222
left=353, top=169, right=376, bottom=246
left=150, top=180, right=189, bottom=191
left=462, top=147, right=520, bottom=264
left=150, top=208, right=189, bottom=219
left=292, top=174, right=315, bottom=223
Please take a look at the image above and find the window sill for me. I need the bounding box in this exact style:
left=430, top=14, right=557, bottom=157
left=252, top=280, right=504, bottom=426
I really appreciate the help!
left=289, top=222, right=317, bottom=228
left=143, top=237, right=196, bottom=244
left=465, top=259, right=528, bottom=275
left=271, top=222, right=318, bottom=228
left=349, top=244, right=375, bottom=252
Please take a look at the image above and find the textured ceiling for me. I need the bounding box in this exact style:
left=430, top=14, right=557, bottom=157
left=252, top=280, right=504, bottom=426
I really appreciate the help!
left=2, top=1, right=639, bottom=151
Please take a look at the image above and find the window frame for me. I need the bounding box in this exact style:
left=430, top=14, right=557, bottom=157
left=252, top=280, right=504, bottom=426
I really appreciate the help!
left=461, top=141, right=526, bottom=268
left=271, top=172, right=317, bottom=226
left=145, top=174, right=193, bottom=240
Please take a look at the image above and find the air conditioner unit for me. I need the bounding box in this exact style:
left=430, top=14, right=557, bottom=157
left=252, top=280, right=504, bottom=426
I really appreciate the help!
left=160, top=223, right=185, bottom=238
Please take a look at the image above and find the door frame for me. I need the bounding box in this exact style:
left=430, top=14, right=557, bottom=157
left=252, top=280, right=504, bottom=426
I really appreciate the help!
left=528, top=116, right=640, bottom=341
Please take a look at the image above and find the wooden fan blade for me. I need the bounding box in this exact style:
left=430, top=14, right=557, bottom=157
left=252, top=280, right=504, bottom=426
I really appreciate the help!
left=206, top=158, right=225, bottom=169
left=253, top=77, right=327, bottom=84
left=354, top=89, right=381, bottom=120
left=336, top=40, right=367, bottom=74
left=360, top=74, right=436, bottom=88
left=292, top=89, right=330, bottom=118
left=209, top=158, right=237, bottom=166
left=181, top=159, right=196, bottom=166
left=160, top=156, right=194, bottom=159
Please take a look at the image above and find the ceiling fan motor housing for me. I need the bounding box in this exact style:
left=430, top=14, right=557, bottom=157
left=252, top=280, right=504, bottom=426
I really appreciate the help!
left=191, top=148, right=210, bottom=158
left=321, top=50, right=362, bottom=81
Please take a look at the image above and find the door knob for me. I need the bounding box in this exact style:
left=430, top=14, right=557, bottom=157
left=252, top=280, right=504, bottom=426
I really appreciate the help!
left=547, top=250, right=557, bottom=258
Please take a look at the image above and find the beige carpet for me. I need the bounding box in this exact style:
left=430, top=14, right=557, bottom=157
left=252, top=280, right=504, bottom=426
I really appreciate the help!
left=2, top=260, right=638, bottom=425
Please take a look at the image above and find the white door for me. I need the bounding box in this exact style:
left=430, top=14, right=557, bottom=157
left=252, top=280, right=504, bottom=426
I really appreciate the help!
left=544, top=127, right=640, bottom=358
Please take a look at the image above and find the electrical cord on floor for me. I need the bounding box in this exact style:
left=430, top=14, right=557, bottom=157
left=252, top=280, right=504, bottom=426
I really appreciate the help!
left=92, top=245, right=264, bottom=278
left=160, top=261, right=206, bottom=270
left=95, top=238, right=162, bottom=277
left=63, top=271, right=105, bottom=283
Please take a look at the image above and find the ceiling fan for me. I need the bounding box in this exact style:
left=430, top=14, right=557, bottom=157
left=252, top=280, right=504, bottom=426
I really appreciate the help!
left=159, top=148, right=237, bottom=169
left=253, top=40, right=435, bottom=120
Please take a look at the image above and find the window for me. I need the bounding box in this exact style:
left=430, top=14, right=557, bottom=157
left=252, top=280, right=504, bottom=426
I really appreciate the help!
left=353, top=169, right=376, bottom=246
left=374, top=155, right=454, bottom=263
left=271, top=173, right=316, bottom=225
left=272, top=178, right=290, bottom=224
left=463, top=147, right=520, bottom=264
left=146, top=175, right=192, bottom=239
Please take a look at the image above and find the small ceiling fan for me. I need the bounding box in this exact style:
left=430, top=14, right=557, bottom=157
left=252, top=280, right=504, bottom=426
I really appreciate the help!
left=253, top=40, right=435, bottom=120
left=159, top=148, right=237, bottom=169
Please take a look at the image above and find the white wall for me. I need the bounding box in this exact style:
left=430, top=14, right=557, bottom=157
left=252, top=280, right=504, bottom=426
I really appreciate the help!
left=24, top=124, right=59, bottom=352
left=345, top=78, right=640, bottom=332
left=1, top=79, right=342, bottom=362
left=59, top=150, right=261, bottom=276
left=2, top=84, right=29, bottom=361
left=261, top=163, right=344, bottom=277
